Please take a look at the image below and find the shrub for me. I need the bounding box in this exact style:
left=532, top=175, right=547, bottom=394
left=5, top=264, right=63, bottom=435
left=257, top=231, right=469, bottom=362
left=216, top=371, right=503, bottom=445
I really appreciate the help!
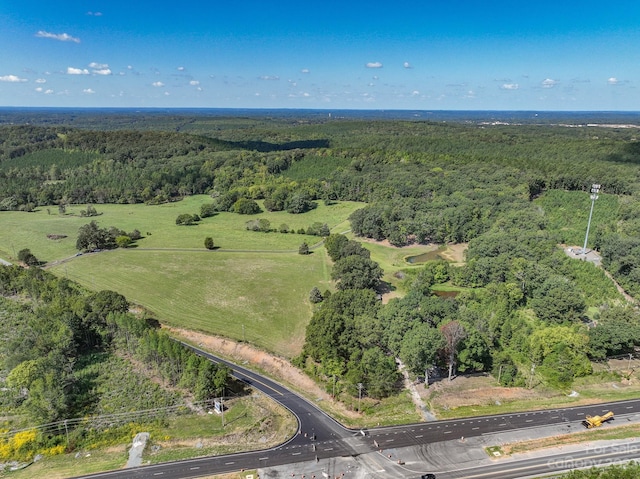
left=116, top=235, right=132, bottom=248
left=233, top=198, right=261, bottom=215
left=176, top=213, right=199, bottom=225
left=18, top=248, right=40, bottom=266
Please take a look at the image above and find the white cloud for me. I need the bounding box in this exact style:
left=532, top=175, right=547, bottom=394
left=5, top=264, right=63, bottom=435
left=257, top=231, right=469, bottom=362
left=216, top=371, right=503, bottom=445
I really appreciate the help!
left=44, top=89, right=54, bottom=94
left=301, top=68, right=310, bottom=74
left=501, top=83, right=519, bottom=90
left=177, top=66, right=185, bottom=71
left=35, top=87, right=43, bottom=92
left=152, top=81, right=165, bottom=87
left=89, top=62, right=109, bottom=69
left=259, top=75, right=280, bottom=80
left=542, top=78, right=558, bottom=88
left=35, top=78, right=46, bottom=84
left=36, top=30, right=80, bottom=43
left=87, top=11, right=103, bottom=16
left=83, top=88, right=95, bottom=94
left=189, top=80, right=200, bottom=86
left=127, top=65, right=133, bottom=70
left=164, top=91, right=170, bottom=96
left=366, top=62, right=383, bottom=69
left=92, top=68, right=112, bottom=75
left=403, top=61, right=412, bottom=69
left=0, top=74, right=27, bottom=82
left=608, top=77, right=618, bottom=85
left=411, top=90, right=420, bottom=96
left=67, top=67, right=89, bottom=75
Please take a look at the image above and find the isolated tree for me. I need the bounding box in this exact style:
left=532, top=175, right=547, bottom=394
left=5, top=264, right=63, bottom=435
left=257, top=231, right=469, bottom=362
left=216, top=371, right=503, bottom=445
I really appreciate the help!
left=17, top=248, right=40, bottom=266
left=76, top=220, right=115, bottom=251
left=80, top=205, right=98, bottom=217
left=299, top=242, right=310, bottom=255
left=309, top=286, right=323, bottom=303
left=441, top=320, right=467, bottom=380
left=176, top=213, right=198, bottom=225
left=319, top=223, right=331, bottom=237
left=204, top=237, right=215, bottom=250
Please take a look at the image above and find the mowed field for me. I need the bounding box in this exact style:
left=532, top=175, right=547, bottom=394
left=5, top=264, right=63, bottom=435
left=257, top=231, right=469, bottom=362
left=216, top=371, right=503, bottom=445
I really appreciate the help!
left=0, top=196, right=364, bottom=357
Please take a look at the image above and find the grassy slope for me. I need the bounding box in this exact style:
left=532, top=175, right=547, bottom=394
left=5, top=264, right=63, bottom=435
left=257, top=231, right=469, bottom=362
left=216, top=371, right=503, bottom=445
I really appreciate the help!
left=53, top=250, right=325, bottom=357
left=0, top=196, right=364, bottom=358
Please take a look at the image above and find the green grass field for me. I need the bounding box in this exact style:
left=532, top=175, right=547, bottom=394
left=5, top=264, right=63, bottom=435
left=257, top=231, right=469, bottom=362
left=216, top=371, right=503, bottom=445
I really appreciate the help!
left=0, top=196, right=363, bottom=261
left=51, top=249, right=327, bottom=356
left=0, top=196, right=364, bottom=357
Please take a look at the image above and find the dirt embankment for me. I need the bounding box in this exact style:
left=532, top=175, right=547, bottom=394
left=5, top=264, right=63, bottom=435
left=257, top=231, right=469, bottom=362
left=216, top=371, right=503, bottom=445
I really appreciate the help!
left=168, top=327, right=361, bottom=421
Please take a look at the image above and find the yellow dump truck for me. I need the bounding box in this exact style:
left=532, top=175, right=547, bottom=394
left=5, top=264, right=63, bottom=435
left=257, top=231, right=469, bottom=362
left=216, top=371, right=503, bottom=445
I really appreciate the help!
left=582, top=411, right=614, bottom=428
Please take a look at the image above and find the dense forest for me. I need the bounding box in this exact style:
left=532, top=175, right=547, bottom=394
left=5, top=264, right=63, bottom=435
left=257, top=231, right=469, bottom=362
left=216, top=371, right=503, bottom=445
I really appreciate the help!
left=0, top=266, right=231, bottom=461
left=2, top=111, right=640, bottom=410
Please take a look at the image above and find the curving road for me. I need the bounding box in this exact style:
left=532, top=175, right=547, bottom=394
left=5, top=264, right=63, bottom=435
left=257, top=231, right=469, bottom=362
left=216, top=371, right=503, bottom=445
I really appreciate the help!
left=73, top=345, right=640, bottom=479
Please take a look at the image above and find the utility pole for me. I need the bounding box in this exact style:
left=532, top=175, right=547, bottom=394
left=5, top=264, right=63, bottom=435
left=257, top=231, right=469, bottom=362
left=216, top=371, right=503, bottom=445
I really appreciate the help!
left=582, top=184, right=601, bottom=255
left=357, top=383, right=363, bottom=412
left=529, top=363, right=536, bottom=389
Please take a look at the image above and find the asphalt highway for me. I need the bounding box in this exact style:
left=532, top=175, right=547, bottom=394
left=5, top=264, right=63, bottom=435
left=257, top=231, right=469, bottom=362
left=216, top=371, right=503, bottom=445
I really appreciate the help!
left=72, top=345, right=640, bottom=479
left=438, top=441, right=640, bottom=479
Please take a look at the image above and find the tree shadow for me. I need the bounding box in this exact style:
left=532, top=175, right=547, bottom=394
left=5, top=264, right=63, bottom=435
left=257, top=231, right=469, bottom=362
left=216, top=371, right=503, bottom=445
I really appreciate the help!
left=376, top=281, right=396, bottom=295
left=603, top=142, right=640, bottom=164
left=218, top=138, right=330, bottom=152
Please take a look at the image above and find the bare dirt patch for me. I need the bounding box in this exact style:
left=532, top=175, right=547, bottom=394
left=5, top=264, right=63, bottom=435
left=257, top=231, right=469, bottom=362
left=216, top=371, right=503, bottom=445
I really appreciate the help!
left=438, top=243, right=467, bottom=264
left=358, top=237, right=467, bottom=264
left=422, top=374, right=541, bottom=411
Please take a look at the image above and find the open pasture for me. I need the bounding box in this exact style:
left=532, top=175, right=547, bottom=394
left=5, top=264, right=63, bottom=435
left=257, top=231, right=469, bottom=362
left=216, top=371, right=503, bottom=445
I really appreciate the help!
left=50, top=249, right=328, bottom=357
left=0, top=196, right=364, bottom=262
left=0, top=196, right=363, bottom=357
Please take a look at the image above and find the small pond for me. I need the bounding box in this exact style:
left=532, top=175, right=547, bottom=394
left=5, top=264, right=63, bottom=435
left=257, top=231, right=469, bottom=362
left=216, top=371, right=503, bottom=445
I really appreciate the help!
left=432, top=290, right=459, bottom=299
left=405, top=250, right=444, bottom=264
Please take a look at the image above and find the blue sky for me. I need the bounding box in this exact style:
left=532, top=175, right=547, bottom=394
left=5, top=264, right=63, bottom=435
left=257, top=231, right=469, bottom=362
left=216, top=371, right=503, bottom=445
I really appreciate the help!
left=1, top=1, right=639, bottom=110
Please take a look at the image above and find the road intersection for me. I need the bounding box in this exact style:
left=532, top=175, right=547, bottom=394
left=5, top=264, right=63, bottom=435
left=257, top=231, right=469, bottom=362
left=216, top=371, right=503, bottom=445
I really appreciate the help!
left=73, top=345, right=640, bottom=479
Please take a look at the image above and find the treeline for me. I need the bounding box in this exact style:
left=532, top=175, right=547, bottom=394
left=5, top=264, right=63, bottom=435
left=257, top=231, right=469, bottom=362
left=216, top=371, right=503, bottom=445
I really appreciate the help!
left=2, top=120, right=639, bottom=217
left=0, top=265, right=230, bottom=452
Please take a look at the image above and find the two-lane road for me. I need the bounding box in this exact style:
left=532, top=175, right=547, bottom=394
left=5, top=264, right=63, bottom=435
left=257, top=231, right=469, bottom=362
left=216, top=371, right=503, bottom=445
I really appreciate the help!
left=74, top=345, right=640, bottom=479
